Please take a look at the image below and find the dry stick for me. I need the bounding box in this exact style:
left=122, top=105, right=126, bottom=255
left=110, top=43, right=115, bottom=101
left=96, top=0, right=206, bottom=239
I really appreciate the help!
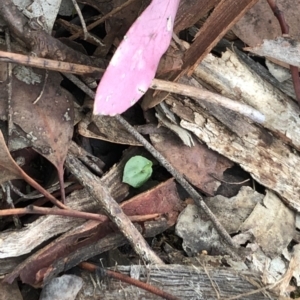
left=68, top=0, right=137, bottom=41
left=1, top=183, right=22, bottom=228
left=151, top=78, right=265, bottom=124
left=70, top=0, right=88, bottom=40
left=80, top=261, right=180, bottom=300
left=0, top=205, right=159, bottom=223
left=65, top=153, right=163, bottom=264
left=4, top=29, right=14, bottom=150
left=266, top=0, right=300, bottom=105
left=0, top=51, right=264, bottom=123
left=0, top=50, right=105, bottom=75
left=115, top=115, right=238, bottom=250
left=64, top=75, right=239, bottom=251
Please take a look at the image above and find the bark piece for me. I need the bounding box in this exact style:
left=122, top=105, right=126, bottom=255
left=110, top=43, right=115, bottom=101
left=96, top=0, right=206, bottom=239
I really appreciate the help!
left=167, top=97, right=300, bottom=212
left=0, top=147, right=137, bottom=261
left=40, top=275, right=83, bottom=300
left=76, top=264, right=276, bottom=299
left=245, top=37, right=300, bottom=69
left=4, top=179, right=181, bottom=285
left=174, top=0, right=220, bottom=33
left=184, top=0, right=260, bottom=74
left=176, top=187, right=264, bottom=256
left=0, top=280, right=23, bottom=300
left=194, top=49, right=300, bottom=150
left=240, top=190, right=295, bottom=257
left=78, top=115, right=142, bottom=146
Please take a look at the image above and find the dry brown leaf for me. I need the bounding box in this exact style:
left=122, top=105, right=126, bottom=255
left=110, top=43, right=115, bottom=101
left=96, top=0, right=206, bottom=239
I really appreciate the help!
left=0, top=66, right=74, bottom=201
left=0, top=130, right=23, bottom=184
left=150, top=130, right=233, bottom=196
left=0, top=130, right=65, bottom=208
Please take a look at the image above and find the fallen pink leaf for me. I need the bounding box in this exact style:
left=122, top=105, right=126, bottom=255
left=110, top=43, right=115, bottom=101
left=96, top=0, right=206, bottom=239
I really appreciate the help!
left=93, top=0, right=180, bottom=116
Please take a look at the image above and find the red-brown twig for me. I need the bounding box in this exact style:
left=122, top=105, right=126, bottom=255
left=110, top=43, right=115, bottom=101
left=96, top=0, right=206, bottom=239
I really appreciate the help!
left=267, top=0, right=300, bottom=105
left=79, top=262, right=180, bottom=300
left=0, top=205, right=159, bottom=223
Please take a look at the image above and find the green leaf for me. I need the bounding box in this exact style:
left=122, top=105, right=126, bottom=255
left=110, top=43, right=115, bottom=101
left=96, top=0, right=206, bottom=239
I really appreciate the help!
left=123, top=156, right=153, bottom=188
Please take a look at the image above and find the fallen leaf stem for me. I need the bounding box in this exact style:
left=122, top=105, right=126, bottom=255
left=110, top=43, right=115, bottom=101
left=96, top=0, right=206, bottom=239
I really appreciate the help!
left=0, top=205, right=159, bottom=223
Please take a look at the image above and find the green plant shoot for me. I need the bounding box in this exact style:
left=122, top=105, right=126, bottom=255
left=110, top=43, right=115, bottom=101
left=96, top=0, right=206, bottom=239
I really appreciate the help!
left=122, top=155, right=153, bottom=188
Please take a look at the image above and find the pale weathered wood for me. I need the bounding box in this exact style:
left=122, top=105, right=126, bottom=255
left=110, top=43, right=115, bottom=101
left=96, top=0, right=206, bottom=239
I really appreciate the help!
left=215, top=39, right=296, bottom=101
left=194, top=49, right=300, bottom=151
left=245, top=37, right=300, bottom=69
left=76, top=264, right=274, bottom=300
left=166, top=96, right=300, bottom=212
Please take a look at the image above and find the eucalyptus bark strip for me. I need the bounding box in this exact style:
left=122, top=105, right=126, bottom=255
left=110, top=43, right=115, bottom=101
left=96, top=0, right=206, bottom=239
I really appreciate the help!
left=168, top=97, right=300, bottom=212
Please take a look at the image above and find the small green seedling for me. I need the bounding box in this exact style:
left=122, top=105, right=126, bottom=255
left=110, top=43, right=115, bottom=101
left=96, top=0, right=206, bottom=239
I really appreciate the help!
left=123, top=155, right=153, bottom=188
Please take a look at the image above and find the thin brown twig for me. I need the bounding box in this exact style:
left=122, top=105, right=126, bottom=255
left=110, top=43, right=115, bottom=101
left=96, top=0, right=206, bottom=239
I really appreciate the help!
left=0, top=205, right=159, bottom=223
left=4, top=28, right=14, bottom=150
left=0, top=50, right=264, bottom=123
left=68, top=0, right=137, bottom=41
left=79, top=262, right=180, bottom=300
left=266, top=0, right=300, bottom=105
left=70, top=0, right=88, bottom=40
left=209, top=174, right=250, bottom=185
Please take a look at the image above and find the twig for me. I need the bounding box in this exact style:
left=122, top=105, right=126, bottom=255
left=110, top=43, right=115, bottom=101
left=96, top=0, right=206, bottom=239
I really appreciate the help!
left=209, top=174, right=250, bottom=185
left=56, top=19, right=105, bottom=46
left=4, top=28, right=14, bottom=150
left=63, top=71, right=240, bottom=252
left=0, top=50, right=264, bottom=123
left=70, top=0, right=88, bottom=40
left=32, top=70, right=48, bottom=104
left=115, top=115, right=238, bottom=251
left=79, top=262, right=180, bottom=300
left=0, top=205, right=159, bottom=223
left=266, top=0, right=289, bottom=33
left=0, top=50, right=105, bottom=76
left=65, top=153, right=164, bottom=264
left=151, top=78, right=265, bottom=123
left=69, top=141, right=104, bottom=176
left=266, top=0, right=300, bottom=105
left=68, top=0, right=137, bottom=41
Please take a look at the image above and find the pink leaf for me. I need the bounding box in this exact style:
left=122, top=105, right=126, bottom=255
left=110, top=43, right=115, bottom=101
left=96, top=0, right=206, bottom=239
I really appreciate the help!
left=93, top=0, right=180, bottom=116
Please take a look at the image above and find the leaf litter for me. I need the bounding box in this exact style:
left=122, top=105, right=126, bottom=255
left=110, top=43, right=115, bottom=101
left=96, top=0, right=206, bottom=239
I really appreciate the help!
left=0, top=0, right=300, bottom=299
